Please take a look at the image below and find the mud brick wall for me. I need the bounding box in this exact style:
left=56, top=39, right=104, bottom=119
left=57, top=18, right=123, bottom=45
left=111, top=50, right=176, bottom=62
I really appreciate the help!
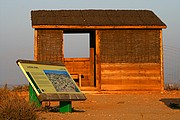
left=99, top=30, right=160, bottom=63
left=36, top=30, right=63, bottom=63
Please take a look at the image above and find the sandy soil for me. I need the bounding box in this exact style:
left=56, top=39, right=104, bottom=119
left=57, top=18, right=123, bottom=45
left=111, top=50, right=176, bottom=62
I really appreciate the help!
left=19, top=91, right=180, bottom=120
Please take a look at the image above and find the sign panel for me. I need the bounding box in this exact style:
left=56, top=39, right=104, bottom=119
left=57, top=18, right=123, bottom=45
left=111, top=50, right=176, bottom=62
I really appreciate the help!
left=16, top=60, right=82, bottom=96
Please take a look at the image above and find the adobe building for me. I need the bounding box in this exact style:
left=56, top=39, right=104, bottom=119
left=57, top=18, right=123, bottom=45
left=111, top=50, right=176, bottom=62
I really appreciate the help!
left=31, top=10, right=166, bottom=91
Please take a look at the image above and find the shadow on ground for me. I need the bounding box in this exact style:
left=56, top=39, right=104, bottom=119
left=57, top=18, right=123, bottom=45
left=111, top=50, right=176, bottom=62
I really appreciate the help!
left=42, top=106, right=85, bottom=112
left=160, top=98, right=180, bottom=110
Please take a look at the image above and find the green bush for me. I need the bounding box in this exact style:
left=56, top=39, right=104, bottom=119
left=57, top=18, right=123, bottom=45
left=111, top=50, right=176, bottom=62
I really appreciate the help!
left=0, top=88, right=37, bottom=120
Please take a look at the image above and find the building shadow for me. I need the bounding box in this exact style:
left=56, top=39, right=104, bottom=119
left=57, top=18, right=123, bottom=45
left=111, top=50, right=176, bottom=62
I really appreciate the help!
left=72, top=108, right=85, bottom=112
left=160, top=98, right=180, bottom=110
left=43, top=106, right=85, bottom=112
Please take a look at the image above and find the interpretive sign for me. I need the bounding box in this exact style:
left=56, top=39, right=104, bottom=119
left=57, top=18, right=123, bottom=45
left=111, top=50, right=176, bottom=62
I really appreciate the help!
left=16, top=59, right=86, bottom=101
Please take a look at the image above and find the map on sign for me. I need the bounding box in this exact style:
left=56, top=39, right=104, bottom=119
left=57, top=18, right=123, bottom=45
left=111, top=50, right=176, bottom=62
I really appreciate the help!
left=16, top=60, right=81, bottom=96
left=43, top=70, right=79, bottom=92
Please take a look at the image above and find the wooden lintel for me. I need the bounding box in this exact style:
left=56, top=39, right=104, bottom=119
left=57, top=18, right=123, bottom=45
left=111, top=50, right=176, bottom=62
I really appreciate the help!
left=33, top=25, right=167, bottom=29
left=64, top=58, right=90, bottom=62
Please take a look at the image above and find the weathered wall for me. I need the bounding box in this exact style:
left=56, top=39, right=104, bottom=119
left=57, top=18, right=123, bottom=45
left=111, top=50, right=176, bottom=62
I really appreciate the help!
left=101, top=63, right=161, bottom=90
left=99, top=30, right=162, bottom=90
left=35, top=30, right=63, bottom=63
left=34, top=29, right=163, bottom=90
left=100, top=30, right=160, bottom=63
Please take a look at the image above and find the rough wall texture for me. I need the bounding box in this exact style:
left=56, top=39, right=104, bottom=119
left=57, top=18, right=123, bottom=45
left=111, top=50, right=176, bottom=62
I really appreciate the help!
left=99, top=30, right=160, bottom=63
left=37, top=30, right=63, bottom=63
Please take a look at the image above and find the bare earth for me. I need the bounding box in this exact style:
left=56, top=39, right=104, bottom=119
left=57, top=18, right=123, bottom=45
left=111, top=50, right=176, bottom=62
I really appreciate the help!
left=20, top=91, right=180, bottom=120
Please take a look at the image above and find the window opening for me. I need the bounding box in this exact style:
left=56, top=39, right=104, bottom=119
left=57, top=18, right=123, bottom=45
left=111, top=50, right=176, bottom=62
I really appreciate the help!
left=64, top=33, right=90, bottom=58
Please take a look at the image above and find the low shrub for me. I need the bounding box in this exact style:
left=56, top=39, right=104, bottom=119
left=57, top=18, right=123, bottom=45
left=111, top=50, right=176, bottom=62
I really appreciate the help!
left=165, top=83, right=180, bottom=91
left=0, top=88, right=37, bottom=120
left=12, top=84, right=29, bottom=92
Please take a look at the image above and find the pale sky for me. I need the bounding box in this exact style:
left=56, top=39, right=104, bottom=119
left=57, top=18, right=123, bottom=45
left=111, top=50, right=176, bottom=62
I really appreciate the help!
left=0, top=0, right=180, bottom=85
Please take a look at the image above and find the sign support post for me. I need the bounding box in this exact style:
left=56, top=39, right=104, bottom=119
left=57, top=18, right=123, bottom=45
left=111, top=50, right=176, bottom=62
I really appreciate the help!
left=29, top=84, right=42, bottom=107
left=59, top=101, right=72, bottom=113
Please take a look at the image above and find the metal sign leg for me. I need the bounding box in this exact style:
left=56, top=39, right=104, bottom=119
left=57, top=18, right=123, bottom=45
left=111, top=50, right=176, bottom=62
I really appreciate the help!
left=29, top=84, right=42, bottom=107
left=59, top=101, right=72, bottom=113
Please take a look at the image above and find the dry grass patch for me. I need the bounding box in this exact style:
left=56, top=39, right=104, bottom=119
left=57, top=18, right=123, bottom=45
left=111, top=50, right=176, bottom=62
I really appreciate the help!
left=12, top=84, right=29, bottom=92
left=165, top=83, right=180, bottom=91
left=0, top=88, right=37, bottom=120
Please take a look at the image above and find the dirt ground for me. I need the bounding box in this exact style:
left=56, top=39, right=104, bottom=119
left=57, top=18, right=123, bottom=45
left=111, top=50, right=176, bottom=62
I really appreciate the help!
left=19, top=91, right=180, bottom=120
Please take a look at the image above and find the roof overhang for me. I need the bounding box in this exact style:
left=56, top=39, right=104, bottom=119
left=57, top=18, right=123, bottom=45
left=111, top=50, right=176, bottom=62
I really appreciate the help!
left=32, top=25, right=167, bottom=29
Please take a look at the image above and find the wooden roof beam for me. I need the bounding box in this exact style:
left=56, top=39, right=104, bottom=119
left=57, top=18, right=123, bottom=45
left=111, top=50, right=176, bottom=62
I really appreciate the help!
left=32, top=25, right=167, bottom=29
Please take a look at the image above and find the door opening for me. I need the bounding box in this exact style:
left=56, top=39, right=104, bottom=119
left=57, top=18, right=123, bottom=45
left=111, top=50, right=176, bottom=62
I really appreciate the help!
left=63, top=32, right=96, bottom=87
